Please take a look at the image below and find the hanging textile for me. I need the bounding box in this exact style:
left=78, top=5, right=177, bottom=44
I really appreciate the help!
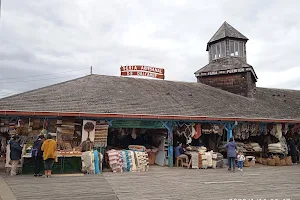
left=131, top=128, right=137, bottom=139
left=191, top=126, right=196, bottom=138
left=282, top=123, right=288, bottom=135
left=275, top=124, right=282, bottom=139
left=94, top=150, right=100, bottom=174
left=212, top=124, right=220, bottom=134
left=263, top=124, right=268, bottom=135
left=292, top=124, right=300, bottom=133
left=233, top=125, right=242, bottom=139
left=218, top=124, right=224, bottom=136
left=202, top=123, right=212, bottom=134
left=249, top=123, right=259, bottom=136
left=269, top=124, right=276, bottom=137
left=193, top=124, right=201, bottom=139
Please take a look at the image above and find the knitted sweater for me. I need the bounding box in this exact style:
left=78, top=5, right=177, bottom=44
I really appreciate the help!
left=41, top=139, right=57, bottom=160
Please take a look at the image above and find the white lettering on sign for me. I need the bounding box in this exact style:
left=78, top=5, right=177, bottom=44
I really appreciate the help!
left=200, top=68, right=253, bottom=77
left=137, top=71, right=156, bottom=78
left=121, top=65, right=164, bottom=74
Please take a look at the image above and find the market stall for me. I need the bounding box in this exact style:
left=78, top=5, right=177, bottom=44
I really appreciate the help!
left=103, top=120, right=169, bottom=171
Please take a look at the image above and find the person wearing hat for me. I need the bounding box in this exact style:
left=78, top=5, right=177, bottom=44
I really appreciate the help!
left=9, top=135, right=23, bottom=176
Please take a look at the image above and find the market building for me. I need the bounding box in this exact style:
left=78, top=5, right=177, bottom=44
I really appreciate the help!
left=1, top=22, right=300, bottom=173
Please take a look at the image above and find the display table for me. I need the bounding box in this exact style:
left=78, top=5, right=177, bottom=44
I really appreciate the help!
left=22, top=153, right=82, bottom=174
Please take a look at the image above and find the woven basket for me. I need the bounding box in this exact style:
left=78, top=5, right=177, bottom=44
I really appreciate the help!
left=285, top=156, right=293, bottom=166
left=274, top=156, right=281, bottom=166
left=280, top=159, right=286, bottom=166
left=262, top=159, right=268, bottom=165
left=256, top=157, right=263, bottom=164
left=244, top=159, right=250, bottom=167
left=267, top=158, right=276, bottom=166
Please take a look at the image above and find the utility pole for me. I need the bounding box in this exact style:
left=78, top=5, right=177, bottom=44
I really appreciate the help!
left=90, top=66, right=93, bottom=75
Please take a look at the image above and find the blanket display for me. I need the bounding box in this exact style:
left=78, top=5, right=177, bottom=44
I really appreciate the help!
left=107, top=149, right=149, bottom=173
left=190, top=152, right=199, bottom=169
left=190, top=148, right=223, bottom=169
left=94, top=122, right=109, bottom=148
left=233, top=123, right=259, bottom=140
left=81, top=151, right=95, bottom=174
left=219, top=142, right=262, bottom=153
left=244, top=143, right=262, bottom=152
left=236, top=142, right=246, bottom=152
left=268, top=137, right=288, bottom=155
left=269, top=124, right=282, bottom=139
left=107, top=149, right=123, bottom=173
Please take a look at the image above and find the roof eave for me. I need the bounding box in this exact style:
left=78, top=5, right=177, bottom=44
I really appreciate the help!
left=0, top=110, right=299, bottom=124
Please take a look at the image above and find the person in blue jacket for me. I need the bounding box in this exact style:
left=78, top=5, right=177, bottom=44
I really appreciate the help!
left=224, top=138, right=237, bottom=171
left=10, top=135, right=23, bottom=176
left=175, top=142, right=189, bottom=164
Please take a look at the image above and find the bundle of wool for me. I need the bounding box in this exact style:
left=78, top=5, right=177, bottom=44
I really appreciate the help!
left=268, top=143, right=285, bottom=154
left=212, top=160, right=217, bottom=169
left=212, top=153, right=218, bottom=159
left=199, top=146, right=207, bottom=154
left=190, top=152, right=199, bottom=169
left=205, top=152, right=213, bottom=168
left=202, top=160, right=208, bottom=169
left=198, top=153, right=202, bottom=168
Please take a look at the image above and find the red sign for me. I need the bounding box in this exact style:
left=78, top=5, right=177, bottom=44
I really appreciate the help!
left=121, top=71, right=165, bottom=80
left=120, top=65, right=165, bottom=80
left=121, top=65, right=165, bottom=74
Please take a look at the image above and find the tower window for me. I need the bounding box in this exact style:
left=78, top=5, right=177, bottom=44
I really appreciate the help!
left=211, top=41, right=226, bottom=60
left=229, top=40, right=244, bottom=58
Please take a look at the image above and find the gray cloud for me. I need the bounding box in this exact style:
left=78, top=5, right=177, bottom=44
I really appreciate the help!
left=0, top=0, right=300, bottom=98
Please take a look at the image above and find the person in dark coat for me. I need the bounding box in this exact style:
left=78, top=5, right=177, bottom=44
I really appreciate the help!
left=224, top=138, right=237, bottom=171
left=32, top=135, right=45, bottom=177
left=10, top=135, right=23, bottom=176
left=287, top=137, right=298, bottom=164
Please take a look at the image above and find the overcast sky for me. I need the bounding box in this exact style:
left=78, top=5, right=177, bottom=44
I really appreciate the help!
left=0, top=0, right=300, bottom=98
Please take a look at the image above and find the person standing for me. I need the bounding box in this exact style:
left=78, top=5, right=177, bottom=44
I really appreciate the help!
left=41, top=134, right=57, bottom=178
left=32, top=135, right=45, bottom=177
left=287, top=136, right=298, bottom=164
left=9, top=135, right=23, bottom=176
left=224, top=138, right=237, bottom=171
left=237, top=151, right=245, bottom=171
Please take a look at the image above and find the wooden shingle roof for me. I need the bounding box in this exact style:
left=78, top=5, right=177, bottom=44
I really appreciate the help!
left=0, top=74, right=300, bottom=121
left=208, top=21, right=248, bottom=44
left=194, top=57, right=258, bottom=80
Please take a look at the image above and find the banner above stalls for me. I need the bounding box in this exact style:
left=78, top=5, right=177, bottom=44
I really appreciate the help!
left=111, top=120, right=164, bottom=129
left=120, top=65, right=165, bottom=80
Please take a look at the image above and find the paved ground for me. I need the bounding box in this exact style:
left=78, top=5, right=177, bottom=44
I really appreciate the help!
left=1, top=164, right=300, bottom=200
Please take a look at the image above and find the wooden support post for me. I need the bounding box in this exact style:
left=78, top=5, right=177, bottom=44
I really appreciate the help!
left=162, top=121, right=173, bottom=167
left=224, top=122, right=238, bottom=142
left=259, top=123, right=265, bottom=135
